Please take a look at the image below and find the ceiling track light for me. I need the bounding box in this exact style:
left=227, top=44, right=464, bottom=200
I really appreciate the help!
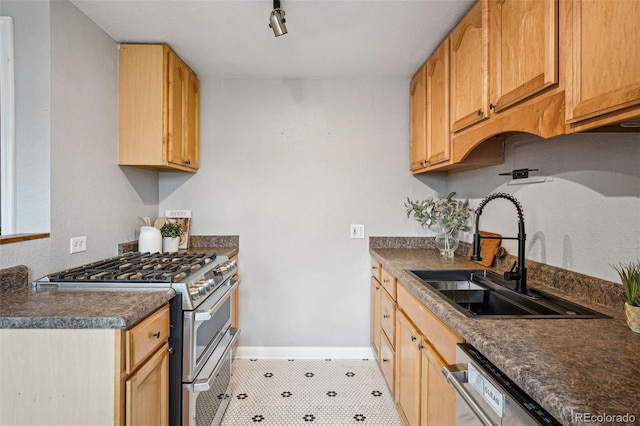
left=269, top=0, right=287, bottom=37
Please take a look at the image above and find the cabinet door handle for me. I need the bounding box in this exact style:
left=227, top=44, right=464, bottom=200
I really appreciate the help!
left=383, top=314, right=390, bottom=319
left=418, top=344, right=424, bottom=350
left=382, top=358, right=389, bottom=363
left=489, top=103, right=495, bottom=110
left=411, top=335, right=417, bottom=342
left=375, top=285, right=380, bottom=290
left=477, top=109, right=484, bottom=117
left=185, top=160, right=191, bottom=165
left=151, top=331, right=161, bottom=339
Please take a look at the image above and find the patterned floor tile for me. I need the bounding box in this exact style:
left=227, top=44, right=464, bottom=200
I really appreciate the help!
left=220, top=359, right=402, bottom=425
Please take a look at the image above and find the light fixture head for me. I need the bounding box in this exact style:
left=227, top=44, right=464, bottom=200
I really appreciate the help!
left=269, top=0, right=287, bottom=37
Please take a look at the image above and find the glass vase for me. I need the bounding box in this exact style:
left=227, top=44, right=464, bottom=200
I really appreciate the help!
left=435, top=232, right=459, bottom=258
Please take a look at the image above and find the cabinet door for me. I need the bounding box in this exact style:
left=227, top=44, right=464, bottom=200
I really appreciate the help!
left=126, top=343, right=169, bottom=426
left=371, top=278, right=382, bottom=360
left=565, top=0, right=640, bottom=124
left=396, top=311, right=421, bottom=426
left=422, top=343, right=456, bottom=426
left=410, top=65, right=428, bottom=171
left=168, top=52, right=187, bottom=168
left=379, top=332, right=395, bottom=394
left=118, top=44, right=165, bottom=167
left=380, top=288, right=396, bottom=346
left=426, top=38, right=451, bottom=166
left=489, top=0, right=558, bottom=112
left=451, top=0, right=489, bottom=132
left=185, top=70, right=200, bottom=169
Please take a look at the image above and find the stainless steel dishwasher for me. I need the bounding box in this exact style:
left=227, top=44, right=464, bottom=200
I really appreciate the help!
left=443, top=343, right=561, bottom=426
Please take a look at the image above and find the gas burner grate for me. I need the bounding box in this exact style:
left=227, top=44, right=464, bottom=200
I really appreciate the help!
left=46, top=252, right=217, bottom=283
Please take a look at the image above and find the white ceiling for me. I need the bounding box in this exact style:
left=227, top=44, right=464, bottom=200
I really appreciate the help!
left=70, top=0, right=474, bottom=79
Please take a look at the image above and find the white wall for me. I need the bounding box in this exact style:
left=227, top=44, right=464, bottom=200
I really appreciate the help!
left=159, top=78, right=441, bottom=347
left=449, top=132, right=640, bottom=283
left=0, top=0, right=158, bottom=279
left=161, top=77, right=640, bottom=348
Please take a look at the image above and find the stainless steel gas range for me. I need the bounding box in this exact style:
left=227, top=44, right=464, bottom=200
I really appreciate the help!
left=33, top=251, right=240, bottom=426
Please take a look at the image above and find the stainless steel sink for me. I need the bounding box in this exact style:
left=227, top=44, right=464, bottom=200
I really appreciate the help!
left=406, top=269, right=609, bottom=319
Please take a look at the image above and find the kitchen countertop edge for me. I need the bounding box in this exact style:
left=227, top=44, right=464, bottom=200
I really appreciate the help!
left=0, top=288, right=175, bottom=329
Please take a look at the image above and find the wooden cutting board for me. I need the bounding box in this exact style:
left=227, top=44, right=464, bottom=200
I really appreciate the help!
left=467, top=230, right=502, bottom=267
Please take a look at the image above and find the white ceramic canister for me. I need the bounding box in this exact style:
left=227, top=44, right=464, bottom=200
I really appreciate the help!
left=139, top=226, right=162, bottom=254
left=163, top=237, right=180, bottom=253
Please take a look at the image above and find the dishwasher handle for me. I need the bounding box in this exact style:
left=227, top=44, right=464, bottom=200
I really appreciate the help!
left=442, top=363, right=497, bottom=426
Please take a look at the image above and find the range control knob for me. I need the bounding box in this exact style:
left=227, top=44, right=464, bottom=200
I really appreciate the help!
left=214, top=260, right=238, bottom=275
left=203, top=278, right=214, bottom=290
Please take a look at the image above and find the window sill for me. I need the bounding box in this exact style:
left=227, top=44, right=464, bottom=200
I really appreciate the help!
left=0, top=233, right=50, bottom=244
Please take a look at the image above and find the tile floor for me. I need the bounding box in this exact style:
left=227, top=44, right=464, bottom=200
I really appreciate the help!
left=220, top=358, right=403, bottom=425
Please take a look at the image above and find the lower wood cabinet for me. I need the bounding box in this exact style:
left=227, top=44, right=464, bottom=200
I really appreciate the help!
left=422, top=342, right=456, bottom=426
left=231, top=254, right=240, bottom=355
left=0, top=304, right=170, bottom=426
left=371, top=277, right=382, bottom=360
left=125, top=342, right=169, bottom=426
left=369, top=258, right=461, bottom=425
left=379, top=331, right=395, bottom=393
left=120, top=304, right=170, bottom=426
left=371, top=260, right=397, bottom=394
left=396, top=311, right=422, bottom=426
left=396, top=310, right=458, bottom=426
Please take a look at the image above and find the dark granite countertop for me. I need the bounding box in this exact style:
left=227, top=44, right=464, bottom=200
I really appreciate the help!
left=0, top=287, right=175, bottom=329
left=370, top=246, right=640, bottom=426
left=0, top=236, right=239, bottom=330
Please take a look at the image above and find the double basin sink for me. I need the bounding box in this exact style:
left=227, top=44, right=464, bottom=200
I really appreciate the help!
left=406, top=269, right=608, bottom=319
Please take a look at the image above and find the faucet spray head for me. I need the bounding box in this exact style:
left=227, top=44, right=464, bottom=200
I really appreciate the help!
left=471, top=213, right=482, bottom=261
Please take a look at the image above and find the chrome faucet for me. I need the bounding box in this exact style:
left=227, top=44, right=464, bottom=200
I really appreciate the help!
left=471, top=193, right=528, bottom=293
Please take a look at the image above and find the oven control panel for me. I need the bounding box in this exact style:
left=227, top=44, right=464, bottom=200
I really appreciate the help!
left=187, top=259, right=237, bottom=301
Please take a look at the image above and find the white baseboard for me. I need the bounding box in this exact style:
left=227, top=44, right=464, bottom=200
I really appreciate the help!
left=235, top=346, right=374, bottom=359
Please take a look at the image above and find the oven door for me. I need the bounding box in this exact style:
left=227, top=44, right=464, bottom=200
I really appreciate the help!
left=182, top=327, right=239, bottom=426
left=183, top=277, right=239, bottom=382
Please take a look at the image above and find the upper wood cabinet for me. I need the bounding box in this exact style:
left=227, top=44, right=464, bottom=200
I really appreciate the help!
left=449, top=0, right=564, bottom=165
left=119, top=44, right=199, bottom=172
left=489, top=0, right=558, bottom=113
left=425, top=38, right=451, bottom=168
left=410, top=38, right=452, bottom=173
left=409, top=64, right=428, bottom=171
left=563, top=0, right=640, bottom=131
left=450, top=0, right=489, bottom=132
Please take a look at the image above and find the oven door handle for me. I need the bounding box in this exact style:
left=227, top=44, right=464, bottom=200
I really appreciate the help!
left=193, top=327, right=240, bottom=393
left=442, top=363, right=497, bottom=426
left=194, top=279, right=240, bottom=322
